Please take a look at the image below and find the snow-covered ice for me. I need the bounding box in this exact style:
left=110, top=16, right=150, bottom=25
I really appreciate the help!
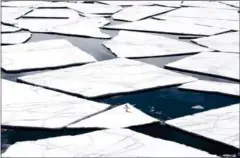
left=112, top=5, right=174, bottom=22
left=179, top=80, right=240, bottom=96
left=23, top=8, right=80, bottom=19
left=1, top=32, right=31, bottom=45
left=2, top=39, right=96, bottom=72
left=161, top=7, right=239, bottom=21
left=167, top=104, right=240, bottom=149
left=67, top=104, right=159, bottom=129
left=103, top=18, right=228, bottom=36
left=1, top=24, right=21, bottom=33
left=2, top=79, right=110, bottom=129
left=66, top=3, right=122, bottom=15
left=165, top=52, right=240, bottom=81
left=18, top=58, right=197, bottom=98
left=10, top=17, right=110, bottom=38
left=2, top=128, right=217, bottom=157
left=192, top=32, right=239, bottom=53
left=103, top=30, right=210, bottom=58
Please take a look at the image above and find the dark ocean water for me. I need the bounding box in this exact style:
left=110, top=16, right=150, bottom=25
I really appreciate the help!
left=1, top=16, right=240, bottom=156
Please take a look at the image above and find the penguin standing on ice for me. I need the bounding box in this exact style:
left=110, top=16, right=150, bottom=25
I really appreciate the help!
left=124, top=104, right=131, bottom=113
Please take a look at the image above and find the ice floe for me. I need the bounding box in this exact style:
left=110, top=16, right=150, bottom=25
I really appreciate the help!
left=1, top=1, right=46, bottom=8
left=1, top=32, right=31, bottom=45
left=2, top=7, right=33, bottom=23
left=1, top=24, right=21, bottom=33
left=2, top=128, right=216, bottom=157
left=103, top=30, right=210, bottom=58
left=165, top=52, right=240, bottom=81
left=2, top=39, right=96, bottom=72
left=112, top=5, right=174, bottom=22
left=192, top=32, right=239, bottom=53
left=68, top=104, right=159, bottom=129
left=181, top=1, right=238, bottom=10
left=160, top=7, right=239, bottom=21
left=167, top=104, right=240, bottom=149
left=10, top=16, right=110, bottom=38
left=1, top=79, right=110, bottom=129
left=98, top=1, right=153, bottom=6
left=66, top=2, right=122, bottom=15
left=154, top=15, right=239, bottom=30
left=220, top=1, right=240, bottom=8
left=18, top=58, right=197, bottom=98
left=178, top=80, right=240, bottom=97
left=23, top=8, right=80, bottom=19
left=102, top=18, right=228, bottom=36
left=1, top=1, right=71, bottom=8
left=151, top=1, right=182, bottom=7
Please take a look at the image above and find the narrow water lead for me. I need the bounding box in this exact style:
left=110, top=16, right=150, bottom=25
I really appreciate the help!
left=131, top=123, right=240, bottom=156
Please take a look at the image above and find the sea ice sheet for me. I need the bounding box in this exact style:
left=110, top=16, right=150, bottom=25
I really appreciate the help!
left=1, top=1, right=72, bottom=8
left=103, top=31, right=210, bottom=58
left=68, top=104, right=159, bottom=129
left=220, top=1, right=239, bottom=8
left=151, top=1, right=182, bottom=7
left=23, top=8, right=80, bottom=19
left=2, top=7, right=33, bottom=23
left=2, top=128, right=216, bottom=157
left=103, top=18, right=228, bottom=36
left=1, top=1, right=45, bottom=7
left=178, top=80, right=240, bottom=96
left=1, top=32, right=31, bottom=45
left=1, top=79, right=110, bottom=129
left=1, top=24, right=21, bottom=33
left=66, top=3, right=122, bottom=14
left=2, top=39, right=96, bottom=72
left=165, top=52, right=240, bottom=81
left=19, top=58, right=197, bottom=98
left=167, top=104, right=240, bottom=149
left=181, top=1, right=238, bottom=10
left=154, top=15, right=239, bottom=30
left=161, top=7, right=239, bottom=21
left=192, top=32, right=239, bottom=53
left=112, top=6, right=174, bottom=22
left=98, top=1, right=152, bottom=6
left=10, top=17, right=110, bottom=38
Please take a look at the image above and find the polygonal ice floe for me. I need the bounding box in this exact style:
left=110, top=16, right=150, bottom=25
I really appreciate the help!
left=178, top=80, right=240, bottom=97
left=103, top=31, right=210, bottom=58
left=2, top=7, right=33, bottom=23
left=102, top=18, right=228, bottom=36
left=2, top=39, right=96, bottom=72
left=66, top=3, right=122, bottom=15
left=1, top=1, right=45, bottom=8
left=1, top=1, right=71, bottom=8
left=98, top=1, right=153, bottom=6
left=67, top=104, right=159, bottom=129
left=18, top=58, right=197, bottom=98
left=165, top=52, right=240, bottom=81
left=167, top=104, right=240, bottom=149
left=154, top=15, right=239, bottom=30
left=112, top=6, right=174, bottom=22
left=220, top=1, right=239, bottom=8
left=1, top=24, right=21, bottom=33
left=2, top=128, right=217, bottom=157
left=10, top=17, right=110, bottom=38
left=151, top=1, right=182, bottom=7
left=181, top=1, right=238, bottom=10
left=23, top=8, right=80, bottom=19
left=161, top=7, right=239, bottom=21
left=192, top=32, right=239, bottom=53
left=2, top=79, right=110, bottom=129
left=1, top=32, right=31, bottom=45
